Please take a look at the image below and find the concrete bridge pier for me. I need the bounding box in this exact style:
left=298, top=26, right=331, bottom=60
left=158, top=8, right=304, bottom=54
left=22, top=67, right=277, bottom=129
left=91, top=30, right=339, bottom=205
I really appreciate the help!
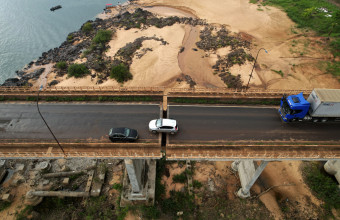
left=324, top=160, right=340, bottom=188
left=120, top=159, right=156, bottom=207
left=232, top=160, right=269, bottom=198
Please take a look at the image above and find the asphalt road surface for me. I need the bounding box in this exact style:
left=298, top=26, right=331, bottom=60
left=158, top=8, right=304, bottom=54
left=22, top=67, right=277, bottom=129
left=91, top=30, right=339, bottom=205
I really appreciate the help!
left=1, top=103, right=340, bottom=142
left=169, top=105, right=340, bottom=142
left=0, top=103, right=160, bottom=141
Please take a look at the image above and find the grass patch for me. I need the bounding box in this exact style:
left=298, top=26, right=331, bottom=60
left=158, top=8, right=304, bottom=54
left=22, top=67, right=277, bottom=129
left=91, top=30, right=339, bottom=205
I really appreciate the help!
left=271, top=69, right=284, bottom=77
left=112, top=183, right=123, bottom=191
left=249, top=0, right=258, bottom=3
left=264, top=0, right=340, bottom=57
left=326, top=61, right=340, bottom=79
left=161, top=190, right=195, bottom=218
left=304, top=162, right=340, bottom=212
left=15, top=206, right=34, bottom=220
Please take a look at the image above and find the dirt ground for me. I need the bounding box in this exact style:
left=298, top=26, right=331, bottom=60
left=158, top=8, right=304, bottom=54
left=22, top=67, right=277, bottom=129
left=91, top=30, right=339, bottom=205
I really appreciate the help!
left=124, top=160, right=327, bottom=220
left=0, top=159, right=335, bottom=220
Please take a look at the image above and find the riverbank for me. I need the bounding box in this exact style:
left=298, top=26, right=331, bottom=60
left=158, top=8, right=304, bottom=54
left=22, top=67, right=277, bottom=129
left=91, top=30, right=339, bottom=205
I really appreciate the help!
left=1, top=0, right=339, bottom=90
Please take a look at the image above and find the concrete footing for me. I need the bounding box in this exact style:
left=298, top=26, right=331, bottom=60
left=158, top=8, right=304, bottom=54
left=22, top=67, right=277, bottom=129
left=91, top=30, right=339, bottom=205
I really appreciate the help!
left=120, top=159, right=156, bottom=207
left=324, top=160, right=340, bottom=188
left=232, top=160, right=268, bottom=198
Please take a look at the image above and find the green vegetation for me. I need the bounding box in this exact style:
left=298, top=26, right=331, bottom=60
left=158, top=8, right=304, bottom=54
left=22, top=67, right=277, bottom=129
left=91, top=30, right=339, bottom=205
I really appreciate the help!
left=249, top=0, right=259, bottom=4
left=82, top=29, right=113, bottom=57
left=82, top=22, right=93, bottom=33
left=193, top=180, right=203, bottom=189
left=69, top=172, right=84, bottom=181
left=304, top=162, right=340, bottom=213
left=170, top=97, right=280, bottom=105
left=271, top=69, right=284, bottom=77
left=56, top=61, right=67, bottom=70
left=15, top=206, right=34, bottom=220
left=93, top=30, right=113, bottom=45
left=264, top=0, right=340, bottom=37
left=0, top=201, right=11, bottom=211
left=172, top=172, right=187, bottom=183
left=161, top=190, right=195, bottom=218
left=330, top=39, right=340, bottom=58
left=264, top=0, right=340, bottom=77
left=67, top=33, right=73, bottom=42
left=67, top=63, right=90, bottom=78
left=83, top=196, right=115, bottom=219
left=112, top=183, right=123, bottom=191
left=110, top=63, right=133, bottom=83
left=326, top=61, right=340, bottom=79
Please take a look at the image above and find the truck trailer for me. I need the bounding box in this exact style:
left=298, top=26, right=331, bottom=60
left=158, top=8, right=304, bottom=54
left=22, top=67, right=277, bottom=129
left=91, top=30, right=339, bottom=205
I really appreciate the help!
left=279, top=89, right=340, bottom=122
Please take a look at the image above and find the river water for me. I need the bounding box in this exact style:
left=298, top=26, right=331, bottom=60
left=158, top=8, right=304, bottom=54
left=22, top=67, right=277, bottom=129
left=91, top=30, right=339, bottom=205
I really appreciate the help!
left=0, top=0, right=123, bottom=84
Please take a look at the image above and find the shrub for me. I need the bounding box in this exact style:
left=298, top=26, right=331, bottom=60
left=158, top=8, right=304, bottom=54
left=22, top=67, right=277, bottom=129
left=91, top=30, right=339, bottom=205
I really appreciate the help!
left=0, top=201, right=11, bottom=211
left=56, top=61, right=67, bottom=70
left=82, top=22, right=93, bottom=33
left=193, top=180, right=203, bottom=188
left=172, top=172, right=187, bottom=183
left=68, top=63, right=90, bottom=78
left=110, top=63, right=132, bottom=83
left=67, top=33, right=73, bottom=42
left=93, top=30, right=113, bottom=45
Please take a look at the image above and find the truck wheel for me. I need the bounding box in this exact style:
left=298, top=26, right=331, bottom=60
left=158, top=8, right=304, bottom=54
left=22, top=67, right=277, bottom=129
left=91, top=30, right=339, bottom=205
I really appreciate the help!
left=152, top=130, right=157, bottom=134
left=313, top=118, right=318, bottom=122
left=170, top=131, right=175, bottom=135
left=321, top=118, right=328, bottom=123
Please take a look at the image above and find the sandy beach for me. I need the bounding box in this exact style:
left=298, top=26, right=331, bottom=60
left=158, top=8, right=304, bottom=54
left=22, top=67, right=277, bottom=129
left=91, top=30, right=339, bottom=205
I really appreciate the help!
left=25, top=0, right=339, bottom=90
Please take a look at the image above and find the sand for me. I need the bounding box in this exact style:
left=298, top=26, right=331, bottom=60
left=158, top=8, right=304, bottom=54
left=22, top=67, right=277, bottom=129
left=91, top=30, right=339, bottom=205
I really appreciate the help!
left=33, top=0, right=339, bottom=89
left=45, top=0, right=340, bottom=89
left=134, top=0, right=340, bottom=90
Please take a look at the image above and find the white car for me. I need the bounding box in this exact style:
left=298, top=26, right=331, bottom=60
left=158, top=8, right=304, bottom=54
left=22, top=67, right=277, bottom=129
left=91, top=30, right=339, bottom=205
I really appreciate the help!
left=148, top=118, right=178, bottom=134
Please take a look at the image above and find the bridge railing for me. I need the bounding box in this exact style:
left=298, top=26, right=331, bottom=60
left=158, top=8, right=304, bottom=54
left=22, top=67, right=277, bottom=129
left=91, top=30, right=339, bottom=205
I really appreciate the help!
left=0, top=86, right=312, bottom=96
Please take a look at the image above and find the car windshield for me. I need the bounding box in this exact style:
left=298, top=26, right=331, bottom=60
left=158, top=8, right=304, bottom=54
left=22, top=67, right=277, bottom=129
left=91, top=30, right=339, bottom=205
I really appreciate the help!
left=156, top=119, right=162, bottom=127
left=124, top=128, right=130, bottom=136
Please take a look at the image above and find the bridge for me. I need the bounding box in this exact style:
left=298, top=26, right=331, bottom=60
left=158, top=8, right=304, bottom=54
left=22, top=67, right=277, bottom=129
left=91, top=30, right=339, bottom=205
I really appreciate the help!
left=1, top=87, right=339, bottom=201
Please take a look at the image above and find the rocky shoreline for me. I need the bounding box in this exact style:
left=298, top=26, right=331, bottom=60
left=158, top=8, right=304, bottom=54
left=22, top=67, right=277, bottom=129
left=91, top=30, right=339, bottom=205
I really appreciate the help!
left=2, top=4, right=253, bottom=89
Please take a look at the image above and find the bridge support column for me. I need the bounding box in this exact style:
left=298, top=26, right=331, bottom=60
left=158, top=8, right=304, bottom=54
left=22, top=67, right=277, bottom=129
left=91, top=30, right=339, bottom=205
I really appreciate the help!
left=232, top=160, right=268, bottom=198
left=120, top=159, right=156, bottom=207
left=324, top=160, right=340, bottom=188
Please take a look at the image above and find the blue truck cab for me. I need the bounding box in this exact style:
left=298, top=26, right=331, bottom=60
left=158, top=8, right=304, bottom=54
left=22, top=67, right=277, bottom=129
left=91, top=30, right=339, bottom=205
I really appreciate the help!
left=279, top=92, right=310, bottom=122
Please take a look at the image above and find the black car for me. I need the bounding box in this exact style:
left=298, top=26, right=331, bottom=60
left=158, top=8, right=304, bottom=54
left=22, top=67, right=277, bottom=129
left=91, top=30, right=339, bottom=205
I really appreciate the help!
left=109, top=127, right=139, bottom=142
